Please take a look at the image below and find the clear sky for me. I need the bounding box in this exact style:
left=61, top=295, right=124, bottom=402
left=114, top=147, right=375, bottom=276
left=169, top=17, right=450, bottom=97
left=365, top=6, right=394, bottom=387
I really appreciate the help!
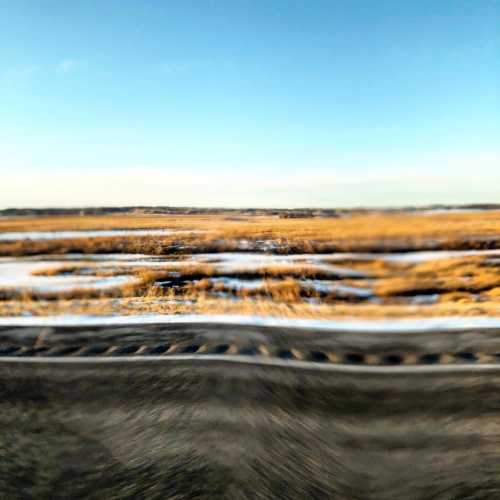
left=1, top=0, right=499, bottom=208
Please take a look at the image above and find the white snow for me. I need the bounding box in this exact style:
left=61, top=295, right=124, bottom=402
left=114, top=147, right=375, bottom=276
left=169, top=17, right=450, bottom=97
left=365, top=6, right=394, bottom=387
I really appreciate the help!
left=301, top=280, right=373, bottom=298
left=1, top=313, right=500, bottom=332
left=0, top=260, right=137, bottom=293
left=1, top=248, right=499, bottom=296
left=0, top=254, right=190, bottom=294
left=209, top=277, right=266, bottom=290
left=0, top=229, right=195, bottom=241
left=381, top=249, right=500, bottom=263
left=195, top=249, right=500, bottom=267
left=193, top=252, right=367, bottom=277
left=316, top=249, right=500, bottom=264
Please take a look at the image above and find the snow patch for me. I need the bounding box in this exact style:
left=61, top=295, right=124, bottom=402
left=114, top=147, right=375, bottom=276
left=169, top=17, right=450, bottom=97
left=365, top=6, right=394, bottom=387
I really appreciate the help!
left=0, top=229, right=195, bottom=242
left=1, top=313, right=500, bottom=332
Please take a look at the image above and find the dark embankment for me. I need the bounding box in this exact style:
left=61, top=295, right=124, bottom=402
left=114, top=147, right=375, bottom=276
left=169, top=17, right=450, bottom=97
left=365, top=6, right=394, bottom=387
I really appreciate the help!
left=2, top=322, right=500, bottom=499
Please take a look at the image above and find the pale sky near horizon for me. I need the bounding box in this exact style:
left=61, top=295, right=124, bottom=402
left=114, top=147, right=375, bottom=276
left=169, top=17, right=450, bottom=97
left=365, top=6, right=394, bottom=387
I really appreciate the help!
left=1, top=0, right=499, bottom=208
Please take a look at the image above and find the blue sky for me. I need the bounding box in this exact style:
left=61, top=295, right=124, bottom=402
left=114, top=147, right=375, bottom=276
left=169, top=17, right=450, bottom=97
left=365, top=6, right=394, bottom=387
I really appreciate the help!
left=1, top=0, right=499, bottom=208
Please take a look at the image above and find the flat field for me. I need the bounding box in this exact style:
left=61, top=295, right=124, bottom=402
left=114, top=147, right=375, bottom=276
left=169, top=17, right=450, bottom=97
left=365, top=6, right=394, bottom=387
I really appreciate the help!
left=0, top=209, right=499, bottom=319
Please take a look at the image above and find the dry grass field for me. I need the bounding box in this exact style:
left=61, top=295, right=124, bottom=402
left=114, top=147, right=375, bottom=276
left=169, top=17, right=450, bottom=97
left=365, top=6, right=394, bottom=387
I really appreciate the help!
left=1, top=210, right=500, bottom=254
left=1, top=210, right=499, bottom=318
